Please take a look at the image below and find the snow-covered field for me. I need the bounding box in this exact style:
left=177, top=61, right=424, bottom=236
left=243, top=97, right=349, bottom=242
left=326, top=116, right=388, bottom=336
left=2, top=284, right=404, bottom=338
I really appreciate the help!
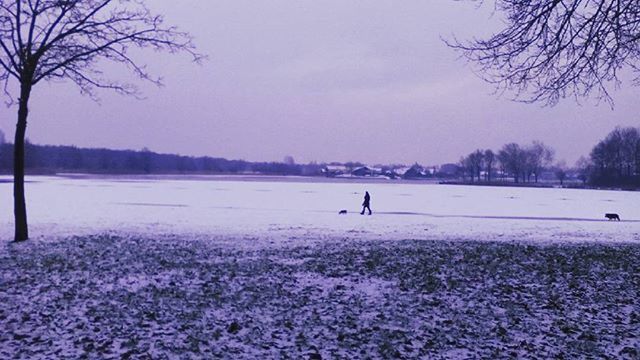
left=0, top=175, right=639, bottom=243
left=1, top=176, right=639, bottom=358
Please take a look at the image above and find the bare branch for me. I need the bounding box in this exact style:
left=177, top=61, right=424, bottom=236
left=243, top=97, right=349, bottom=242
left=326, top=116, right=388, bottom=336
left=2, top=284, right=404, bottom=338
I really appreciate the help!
left=0, top=0, right=203, bottom=98
left=448, top=0, right=640, bottom=107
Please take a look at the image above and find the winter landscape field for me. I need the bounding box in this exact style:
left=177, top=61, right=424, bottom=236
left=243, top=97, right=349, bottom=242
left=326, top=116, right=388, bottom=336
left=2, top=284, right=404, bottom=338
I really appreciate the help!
left=1, top=175, right=639, bottom=243
left=0, top=176, right=638, bottom=358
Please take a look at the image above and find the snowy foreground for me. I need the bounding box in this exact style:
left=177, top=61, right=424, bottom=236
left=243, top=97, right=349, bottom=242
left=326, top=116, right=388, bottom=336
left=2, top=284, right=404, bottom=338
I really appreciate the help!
left=0, top=176, right=639, bottom=358
left=1, top=235, right=638, bottom=358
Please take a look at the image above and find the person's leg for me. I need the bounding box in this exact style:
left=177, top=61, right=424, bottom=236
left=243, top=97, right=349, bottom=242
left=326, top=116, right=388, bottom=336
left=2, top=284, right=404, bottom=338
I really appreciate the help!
left=360, top=206, right=365, bottom=215
left=368, top=205, right=372, bottom=215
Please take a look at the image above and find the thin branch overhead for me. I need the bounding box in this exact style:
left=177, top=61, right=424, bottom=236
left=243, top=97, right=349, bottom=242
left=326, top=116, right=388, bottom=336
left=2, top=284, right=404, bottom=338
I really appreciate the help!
left=446, top=0, right=640, bottom=107
left=0, top=0, right=203, bottom=99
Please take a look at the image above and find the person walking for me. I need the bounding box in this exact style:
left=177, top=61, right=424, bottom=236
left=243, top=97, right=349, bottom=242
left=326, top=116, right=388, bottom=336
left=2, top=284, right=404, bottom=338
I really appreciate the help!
left=361, top=191, right=372, bottom=215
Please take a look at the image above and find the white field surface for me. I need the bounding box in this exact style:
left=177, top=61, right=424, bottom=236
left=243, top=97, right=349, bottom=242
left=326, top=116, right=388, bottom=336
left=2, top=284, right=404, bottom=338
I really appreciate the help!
left=1, top=175, right=639, bottom=358
left=0, top=175, right=638, bottom=244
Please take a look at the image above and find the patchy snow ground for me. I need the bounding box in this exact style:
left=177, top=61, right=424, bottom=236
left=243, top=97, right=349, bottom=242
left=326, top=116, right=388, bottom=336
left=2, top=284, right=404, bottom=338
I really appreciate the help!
left=0, top=235, right=638, bottom=358
left=0, top=176, right=639, bottom=358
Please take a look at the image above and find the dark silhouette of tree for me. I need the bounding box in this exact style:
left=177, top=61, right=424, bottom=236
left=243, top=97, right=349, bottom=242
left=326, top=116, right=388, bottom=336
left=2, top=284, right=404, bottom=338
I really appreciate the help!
left=457, top=143, right=555, bottom=184
left=554, top=161, right=567, bottom=186
left=527, top=141, right=554, bottom=183
left=619, top=127, right=640, bottom=176
left=0, top=143, right=10, bottom=169
left=0, top=142, right=326, bottom=178
left=484, top=149, right=495, bottom=182
left=458, top=156, right=469, bottom=181
left=460, top=150, right=484, bottom=182
left=140, top=147, right=153, bottom=174
left=469, top=150, right=484, bottom=182
left=24, top=139, right=41, bottom=168
left=283, top=155, right=295, bottom=165
left=590, top=126, right=640, bottom=186
left=575, top=156, right=593, bottom=185
left=0, top=129, right=5, bottom=144
left=498, top=143, right=526, bottom=183
left=0, top=1, right=200, bottom=241
left=449, top=0, right=640, bottom=106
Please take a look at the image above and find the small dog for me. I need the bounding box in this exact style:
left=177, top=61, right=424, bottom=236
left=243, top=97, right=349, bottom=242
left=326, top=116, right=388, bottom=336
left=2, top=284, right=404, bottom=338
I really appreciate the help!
left=605, top=213, right=620, bottom=221
left=338, top=210, right=348, bottom=215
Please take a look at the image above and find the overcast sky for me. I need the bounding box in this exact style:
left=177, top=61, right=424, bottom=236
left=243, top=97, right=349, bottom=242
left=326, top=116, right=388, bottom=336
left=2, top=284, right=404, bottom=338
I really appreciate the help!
left=1, top=0, right=639, bottom=166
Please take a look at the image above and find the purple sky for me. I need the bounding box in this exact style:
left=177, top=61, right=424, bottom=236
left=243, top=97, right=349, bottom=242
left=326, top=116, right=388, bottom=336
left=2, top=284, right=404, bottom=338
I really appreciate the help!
left=1, top=0, right=639, bottom=166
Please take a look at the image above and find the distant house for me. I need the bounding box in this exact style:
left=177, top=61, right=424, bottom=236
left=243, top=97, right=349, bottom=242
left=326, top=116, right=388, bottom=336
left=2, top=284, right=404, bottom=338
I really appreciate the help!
left=321, top=165, right=348, bottom=177
left=351, top=166, right=374, bottom=177
left=403, top=164, right=427, bottom=179
left=382, top=169, right=399, bottom=179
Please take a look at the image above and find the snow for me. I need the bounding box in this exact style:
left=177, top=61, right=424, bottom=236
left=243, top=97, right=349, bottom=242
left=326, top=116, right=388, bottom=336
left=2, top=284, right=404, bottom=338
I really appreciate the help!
left=0, top=175, right=639, bottom=358
left=0, top=175, right=638, bottom=243
left=1, top=235, right=638, bottom=358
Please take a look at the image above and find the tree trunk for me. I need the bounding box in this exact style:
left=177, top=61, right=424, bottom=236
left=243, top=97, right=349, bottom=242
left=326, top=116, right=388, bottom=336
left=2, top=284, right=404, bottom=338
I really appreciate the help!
left=14, top=82, right=32, bottom=242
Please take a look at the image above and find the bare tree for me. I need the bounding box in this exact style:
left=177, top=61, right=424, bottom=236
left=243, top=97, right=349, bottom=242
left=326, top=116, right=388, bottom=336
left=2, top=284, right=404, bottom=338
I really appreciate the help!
left=460, top=150, right=484, bottom=182
left=0, top=1, right=200, bottom=241
left=472, top=149, right=484, bottom=181
left=484, top=149, right=495, bottom=182
left=498, top=143, right=526, bottom=183
left=554, top=161, right=568, bottom=186
left=575, top=156, right=593, bottom=184
left=619, top=127, right=640, bottom=176
left=449, top=1, right=640, bottom=106
left=459, top=156, right=470, bottom=181
left=527, top=141, right=555, bottom=183
left=590, top=126, right=640, bottom=185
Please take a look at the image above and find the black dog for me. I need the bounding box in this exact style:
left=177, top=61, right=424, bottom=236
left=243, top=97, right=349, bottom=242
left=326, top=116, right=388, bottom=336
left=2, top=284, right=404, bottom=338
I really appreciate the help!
left=339, top=210, right=348, bottom=215
left=605, top=213, right=620, bottom=221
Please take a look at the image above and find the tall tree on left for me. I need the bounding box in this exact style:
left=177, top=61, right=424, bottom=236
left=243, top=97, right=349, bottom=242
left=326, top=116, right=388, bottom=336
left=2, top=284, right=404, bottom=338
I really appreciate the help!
left=0, top=1, right=201, bottom=241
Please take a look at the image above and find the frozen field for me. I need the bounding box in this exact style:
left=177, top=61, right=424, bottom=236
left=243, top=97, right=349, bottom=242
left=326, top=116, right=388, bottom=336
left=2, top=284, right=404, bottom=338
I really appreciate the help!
left=0, top=175, right=639, bottom=243
left=1, top=176, right=639, bottom=358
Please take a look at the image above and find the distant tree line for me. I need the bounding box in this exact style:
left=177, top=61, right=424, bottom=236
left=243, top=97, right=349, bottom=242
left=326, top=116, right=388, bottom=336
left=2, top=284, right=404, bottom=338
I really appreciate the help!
left=459, top=141, right=555, bottom=184
left=457, top=126, right=640, bottom=189
left=0, top=141, right=323, bottom=176
left=585, top=127, right=640, bottom=187
left=5, top=126, right=639, bottom=189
